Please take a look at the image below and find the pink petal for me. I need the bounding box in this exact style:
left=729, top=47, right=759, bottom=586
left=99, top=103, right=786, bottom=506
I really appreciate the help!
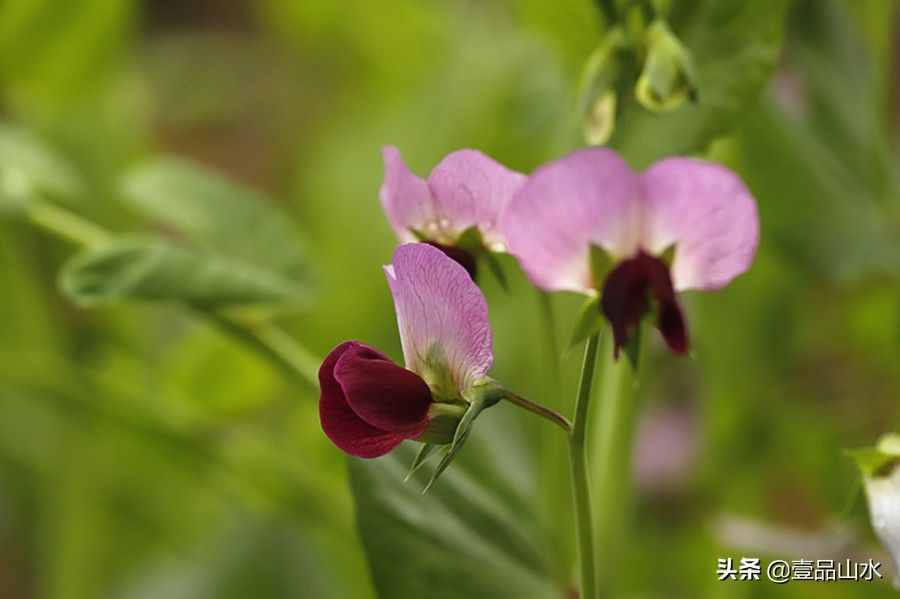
left=426, top=150, right=526, bottom=248
left=384, top=243, right=493, bottom=392
left=640, top=158, right=759, bottom=291
left=319, top=342, right=406, bottom=458
left=333, top=342, right=432, bottom=434
left=379, top=146, right=435, bottom=242
left=501, top=148, right=642, bottom=292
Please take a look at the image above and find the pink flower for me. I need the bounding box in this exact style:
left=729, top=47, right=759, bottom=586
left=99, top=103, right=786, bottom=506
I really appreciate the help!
left=502, top=148, right=758, bottom=357
left=320, top=243, right=493, bottom=458
left=380, top=146, right=526, bottom=278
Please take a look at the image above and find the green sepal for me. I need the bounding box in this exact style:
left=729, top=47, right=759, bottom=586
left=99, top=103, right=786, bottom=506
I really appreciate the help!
left=416, top=402, right=466, bottom=445
left=482, top=251, right=509, bottom=292
left=456, top=226, right=508, bottom=291
left=422, top=381, right=501, bottom=493
left=404, top=443, right=440, bottom=482
left=659, top=244, right=676, bottom=268
left=849, top=433, right=900, bottom=478
left=455, top=226, right=484, bottom=253
left=624, top=320, right=643, bottom=371
left=590, top=244, right=614, bottom=288
left=409, top=227, right=429, bottom=242
left=570, top=294, right=604, bottom=348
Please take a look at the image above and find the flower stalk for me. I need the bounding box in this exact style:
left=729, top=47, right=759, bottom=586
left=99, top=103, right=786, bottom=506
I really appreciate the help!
left=570, top=332, right=601, bottom=599
left=592, top=334, right=640, bottom=594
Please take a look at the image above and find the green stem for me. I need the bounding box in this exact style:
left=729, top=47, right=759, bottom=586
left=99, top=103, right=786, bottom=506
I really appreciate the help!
left=570, top=333, right=601, bottom=599
left=502, top=391, right=572, bottom=434
left=592, top=337, right=638, bottom=594
left=535, top=291, right=572, bottom=585
left=204, top=312, right=320, bottom=389
left=27, top=201, right=110, bottom=247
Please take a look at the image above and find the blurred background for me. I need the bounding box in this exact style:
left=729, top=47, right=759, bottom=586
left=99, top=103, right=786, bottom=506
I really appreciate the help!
left=1, top=0, right=899, bottom=597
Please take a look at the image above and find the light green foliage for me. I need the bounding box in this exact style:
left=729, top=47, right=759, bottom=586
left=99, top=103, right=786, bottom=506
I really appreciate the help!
left=350, top=422, right=559, bottom=599
left=60, top=236, right=310, bottom=308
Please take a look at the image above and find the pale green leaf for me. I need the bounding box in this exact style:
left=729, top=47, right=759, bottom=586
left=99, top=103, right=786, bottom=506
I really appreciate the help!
left=60, top=236, right=310, bottom=308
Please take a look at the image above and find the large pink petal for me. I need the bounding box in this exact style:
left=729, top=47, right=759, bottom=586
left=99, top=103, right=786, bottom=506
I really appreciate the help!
left=426, top=149, right=526, bottom=248
left=334, top=342, right=432, bottom=434
left=379, top=146, right=435, bottom=242
left=501, top=148, right=641, bottom=293
left=384, top=243, right=493, bottom=392
left=640, top=158, right=759, bottom=291
left=319, top=341, right=406, bottom=458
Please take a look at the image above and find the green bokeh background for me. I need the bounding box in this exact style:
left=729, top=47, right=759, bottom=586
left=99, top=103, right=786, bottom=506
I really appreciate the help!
left=1, top=0, right=899, bottom=597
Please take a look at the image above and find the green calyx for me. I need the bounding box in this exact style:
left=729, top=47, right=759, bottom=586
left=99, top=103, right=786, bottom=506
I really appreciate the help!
left=405, top=378, right=504, bottom=492
left=635, top=20, right=698, bottom=113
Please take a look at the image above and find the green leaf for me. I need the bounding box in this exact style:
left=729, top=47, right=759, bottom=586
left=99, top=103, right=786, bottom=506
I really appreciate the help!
left=0, top=123, right=83, bottom=215
left=611, top=0, right=791, bottom=167
left=570, top=294, right=604, bottom=348
left=60, top=236, right=310, bottom=308
left=119, top=157, right=310, bottom=288
left=349, top=426, right=559, bottom=599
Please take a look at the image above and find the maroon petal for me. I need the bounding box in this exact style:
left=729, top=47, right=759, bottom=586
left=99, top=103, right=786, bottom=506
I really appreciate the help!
left=334, top=342, right=432, bottom=435
left=600, top=252, right=689, bottom=358
left=319, top=341, right=406, bottom=458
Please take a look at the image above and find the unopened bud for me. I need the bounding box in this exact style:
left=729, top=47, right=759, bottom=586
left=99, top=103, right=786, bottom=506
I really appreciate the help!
left=635, top=20, right=698, bottom=113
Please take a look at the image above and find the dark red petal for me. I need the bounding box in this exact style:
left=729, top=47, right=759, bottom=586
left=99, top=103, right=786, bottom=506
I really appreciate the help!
left=600, top=251, right=690, bottom=358
left=334, top=343, right=432, bottom=435
left=424, top=241, right=478, bottom=281
left=656, top=296, right=688, bottom=355
left=601, top=255, right=652, bottom=359
left=319, top=341, right=406, bottom=458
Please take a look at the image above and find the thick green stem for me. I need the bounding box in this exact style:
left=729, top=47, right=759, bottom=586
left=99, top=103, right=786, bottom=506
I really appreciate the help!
left=570, top=333, right=601, bottom=599
left=535, top=291, right=572, bottom=585
left=592, top=338, right=639, bottom=594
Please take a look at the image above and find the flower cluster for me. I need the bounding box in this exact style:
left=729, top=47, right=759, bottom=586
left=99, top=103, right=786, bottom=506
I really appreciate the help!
left=319, top=145, right=758, bottom=469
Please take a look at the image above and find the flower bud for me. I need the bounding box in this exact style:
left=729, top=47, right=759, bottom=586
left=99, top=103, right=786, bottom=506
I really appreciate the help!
left=635, top=20, right=698, bottom=113
left=579, top=28, right=626, bottom=146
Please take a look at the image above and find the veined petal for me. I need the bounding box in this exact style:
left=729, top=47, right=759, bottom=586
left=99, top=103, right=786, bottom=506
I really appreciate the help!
left=384, top=243, right=493, bottom=393
left=319, top=342, right=406, bottom=458
left=427, top=149, right=526, bottom=248
left=640, top=158, right=759, bottom=292
left=379, top=146, right=435, bottom=242
left=502, top=148, right=641, bottom=293
left=334, top=342, right=432, bottom=434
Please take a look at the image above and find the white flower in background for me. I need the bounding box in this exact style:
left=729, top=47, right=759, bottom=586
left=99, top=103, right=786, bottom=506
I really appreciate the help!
left=856, top=433, right=900, bottom=586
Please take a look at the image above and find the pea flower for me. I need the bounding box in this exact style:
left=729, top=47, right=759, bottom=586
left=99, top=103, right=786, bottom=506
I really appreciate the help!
left=502, top=148, right=758, bottom=357
left=380, top=146, right=525, bottom=279
left=320, top=243, right=494, bottom=465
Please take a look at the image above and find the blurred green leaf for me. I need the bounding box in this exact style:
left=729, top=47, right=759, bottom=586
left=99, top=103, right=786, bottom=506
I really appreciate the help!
left=611, top=0, right=791, bottom=167
left=0, top=123, right=83, bottom=214
left=60, top=236, right=310, bottom=308
left=120, top=157, right=311, bottom=288
left=0, top=0, right=135, bottom=122
left=349, top=425, right=559, bottom=599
